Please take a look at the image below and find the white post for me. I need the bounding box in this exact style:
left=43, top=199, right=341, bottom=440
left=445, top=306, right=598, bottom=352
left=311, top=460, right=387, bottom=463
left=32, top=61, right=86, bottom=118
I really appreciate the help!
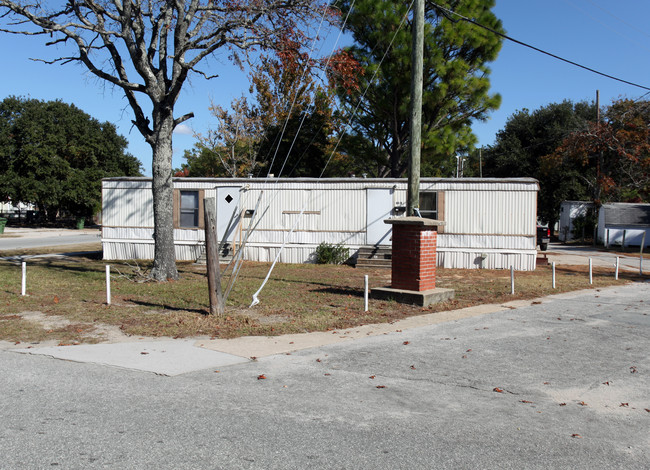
left=21, top=261, right=26, bottom=296
left=615, top=256, right=619, bottom=280
left=589, top=257, right=593, bottom=285
left=640, top=232, right=646, bottom=276
left=510, top=266, right=515, bottom=295
left=552, top=262, right=556, bottom=289
left=364, top=275, right=369, bottom=312
left=106, top=265, right=111, bottom=305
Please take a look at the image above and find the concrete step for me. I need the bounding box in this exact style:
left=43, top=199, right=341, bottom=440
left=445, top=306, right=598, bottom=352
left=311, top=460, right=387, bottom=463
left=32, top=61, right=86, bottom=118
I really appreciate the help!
left=194, top=244, right=233, bottom=265
left=355, top=246, right=392, bottom=269
left=357, top=246, right=392, bottom=261
left=356, top=259, right=392, bottom=268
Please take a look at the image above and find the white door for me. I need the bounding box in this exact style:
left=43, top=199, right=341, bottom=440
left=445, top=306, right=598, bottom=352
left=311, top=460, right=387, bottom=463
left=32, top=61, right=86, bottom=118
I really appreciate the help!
left=216, top=187, right=241, bottom=242
left=366, top=188, right=393, bottom=245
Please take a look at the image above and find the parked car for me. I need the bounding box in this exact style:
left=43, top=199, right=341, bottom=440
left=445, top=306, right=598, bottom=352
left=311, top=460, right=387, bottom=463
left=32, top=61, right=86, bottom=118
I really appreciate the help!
left=537, top=225, right=550, bottom=251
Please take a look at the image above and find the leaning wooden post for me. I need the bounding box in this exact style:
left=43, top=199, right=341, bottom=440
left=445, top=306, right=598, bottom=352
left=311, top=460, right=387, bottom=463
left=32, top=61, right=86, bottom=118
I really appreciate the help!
left=204, top=198, right=224, bottom=315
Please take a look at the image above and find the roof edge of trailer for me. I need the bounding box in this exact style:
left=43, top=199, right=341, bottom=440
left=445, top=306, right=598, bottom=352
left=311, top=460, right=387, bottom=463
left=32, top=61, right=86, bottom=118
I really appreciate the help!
left=103, top=176, right=539, bottom=185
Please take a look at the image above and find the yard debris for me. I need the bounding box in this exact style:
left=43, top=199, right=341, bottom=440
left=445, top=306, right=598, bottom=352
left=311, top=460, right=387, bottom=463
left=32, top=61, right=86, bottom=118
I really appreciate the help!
left=257, top=374, right=267, bottom=380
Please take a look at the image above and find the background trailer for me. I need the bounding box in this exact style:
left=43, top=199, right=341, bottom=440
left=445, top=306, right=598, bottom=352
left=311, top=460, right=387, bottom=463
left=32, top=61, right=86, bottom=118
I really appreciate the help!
left=101, top=177, right=540, bottom=270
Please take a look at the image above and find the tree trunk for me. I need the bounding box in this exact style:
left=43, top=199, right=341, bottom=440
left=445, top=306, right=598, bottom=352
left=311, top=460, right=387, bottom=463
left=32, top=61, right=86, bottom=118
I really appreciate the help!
left=150, top=110, right=179, bottom=281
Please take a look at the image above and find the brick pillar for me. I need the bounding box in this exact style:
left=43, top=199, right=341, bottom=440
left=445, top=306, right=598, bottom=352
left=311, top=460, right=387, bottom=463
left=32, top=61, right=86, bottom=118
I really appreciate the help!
left=385, top=217, right=442, bottom=292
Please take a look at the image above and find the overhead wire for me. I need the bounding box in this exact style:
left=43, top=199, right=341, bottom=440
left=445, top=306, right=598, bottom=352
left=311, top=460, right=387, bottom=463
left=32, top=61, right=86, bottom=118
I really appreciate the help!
left=428, top=1, right=650, bottom=92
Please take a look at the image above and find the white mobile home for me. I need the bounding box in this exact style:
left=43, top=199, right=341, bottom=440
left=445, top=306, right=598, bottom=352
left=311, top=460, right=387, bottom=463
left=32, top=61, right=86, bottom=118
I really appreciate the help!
left=101, top=177, right=540, bottom=270
left=598, top=202, right=650, bottom=248
left=558, top=200, right=596, bottom=242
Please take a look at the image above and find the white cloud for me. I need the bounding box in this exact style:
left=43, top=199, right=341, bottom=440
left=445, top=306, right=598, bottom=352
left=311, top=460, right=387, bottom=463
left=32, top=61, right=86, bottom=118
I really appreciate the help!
left=173, top=123, right=193, bottom=135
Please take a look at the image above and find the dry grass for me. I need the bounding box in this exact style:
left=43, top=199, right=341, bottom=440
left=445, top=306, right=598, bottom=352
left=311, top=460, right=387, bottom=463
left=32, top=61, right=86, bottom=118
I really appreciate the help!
left=0, top=255, right=645, bottom=345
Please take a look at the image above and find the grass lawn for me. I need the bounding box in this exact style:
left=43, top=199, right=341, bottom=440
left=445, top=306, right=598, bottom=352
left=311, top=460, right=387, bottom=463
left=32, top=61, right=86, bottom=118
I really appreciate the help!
left=0, top=254, right=645, bottom=345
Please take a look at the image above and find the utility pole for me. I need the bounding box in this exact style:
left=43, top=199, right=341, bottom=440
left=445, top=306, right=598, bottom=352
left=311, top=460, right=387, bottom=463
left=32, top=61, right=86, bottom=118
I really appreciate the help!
left=595, top=89, right=602, bottom=246
left=406, top=0, right=424, bottom=216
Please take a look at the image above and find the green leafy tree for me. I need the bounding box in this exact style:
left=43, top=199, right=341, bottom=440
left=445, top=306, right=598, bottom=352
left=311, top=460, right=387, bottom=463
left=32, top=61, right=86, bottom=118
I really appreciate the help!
left=482, top=100, right=598, bottom=230
left=0, top=96, right=141, bottom=222
left=0, top=0, right=329, bottom=281
left=329, top=0, right=503, bottom=177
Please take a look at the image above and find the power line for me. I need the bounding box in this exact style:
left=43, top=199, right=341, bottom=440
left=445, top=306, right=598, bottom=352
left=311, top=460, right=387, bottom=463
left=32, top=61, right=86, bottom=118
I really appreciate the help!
left=429, top=1, right=650, bottom=92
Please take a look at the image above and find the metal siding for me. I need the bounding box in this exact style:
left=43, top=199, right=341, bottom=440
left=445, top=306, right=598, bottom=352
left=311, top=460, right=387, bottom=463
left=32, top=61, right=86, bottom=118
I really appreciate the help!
left=438, top=234, right=535, bottom=250
left=103, top=241, right=201, bottom=261
left=445, top=190, right=535, bottom=235
left=102, top=187, right=153, bottom=227
left=240, top=188, right=365, bottom=233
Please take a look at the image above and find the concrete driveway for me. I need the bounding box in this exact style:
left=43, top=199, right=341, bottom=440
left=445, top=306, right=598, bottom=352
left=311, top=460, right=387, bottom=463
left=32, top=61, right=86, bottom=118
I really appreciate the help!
left=544, top=243, right=646, bottom=273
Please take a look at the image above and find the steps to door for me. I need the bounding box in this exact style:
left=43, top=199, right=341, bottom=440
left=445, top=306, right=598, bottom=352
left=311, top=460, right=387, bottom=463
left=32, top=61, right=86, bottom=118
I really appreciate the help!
left=355, top=245, right=392, bottom=268
left=194, top=243, right=234, bottom=265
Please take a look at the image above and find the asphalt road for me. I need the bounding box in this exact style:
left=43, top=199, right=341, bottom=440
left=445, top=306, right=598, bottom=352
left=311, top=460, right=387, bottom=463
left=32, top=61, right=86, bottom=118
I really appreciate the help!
left=1, top=283, right=648, bottom=469
left=0, top=229, right=100, bottom=251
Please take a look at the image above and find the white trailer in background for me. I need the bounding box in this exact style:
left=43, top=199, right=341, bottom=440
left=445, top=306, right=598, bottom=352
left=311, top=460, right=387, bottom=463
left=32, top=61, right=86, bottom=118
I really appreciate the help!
left=558, top=201, right=596, bottom=242
left=598, top=203, right=650, bottom=248
left=101, top=177, right=540, bottom=270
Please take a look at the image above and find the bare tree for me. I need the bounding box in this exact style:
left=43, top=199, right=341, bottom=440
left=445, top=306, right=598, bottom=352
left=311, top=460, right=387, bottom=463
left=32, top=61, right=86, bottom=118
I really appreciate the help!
left=0, top=0, right=327, bottom=280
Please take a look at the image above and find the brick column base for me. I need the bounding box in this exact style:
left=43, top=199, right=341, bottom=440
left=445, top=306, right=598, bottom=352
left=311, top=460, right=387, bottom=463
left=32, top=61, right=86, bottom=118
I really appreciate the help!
left=391, top=224, right=437, bottom=291
left=371, top=217, right=454, bottom=307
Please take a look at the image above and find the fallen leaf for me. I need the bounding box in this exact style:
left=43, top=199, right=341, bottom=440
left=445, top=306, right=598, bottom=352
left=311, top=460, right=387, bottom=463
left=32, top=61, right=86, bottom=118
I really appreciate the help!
left=316, top=358, right=322, bottom=363
left=571, top=434, right=582, bottom=439
left=620, top=403, right=629, bottom=407
left=214, top=370, right=220, bottom=373
left=559, top=403, right=567, bottom=406
left=466, top=349, right=472, bottom=352
left=520, top=400, right=533, bottom=404
left=630, top=366, right=638, bottom=373
left=410, top=365, right=416, bottom=370
left=376, top=385, right=386, bottom=389
left=53, top=296, right=59, bottom=304
left=403, top=341, right=410, bottom=345
left=462, top=355, right=467, bottom=359
left=369, top=375, right=376, bottom=379
left=602, top=381, right=610, bottom=386
left=543, top=382, right=551, bottom=385
left=257, top=374, right=266, bottom=380
left=644, top=409, right=650, bottom=413
left=140, top=352, right=149, bottom=355
left=493, top=387, right=504, bottom=393
left=324, top=373, right=331, bottom=376
left=578, top=401, right=588, bottom=406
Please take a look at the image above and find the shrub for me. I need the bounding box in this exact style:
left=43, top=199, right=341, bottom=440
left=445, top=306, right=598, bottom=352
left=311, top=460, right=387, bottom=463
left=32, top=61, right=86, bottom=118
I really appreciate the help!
left=315, top=242, right=349, bottom=265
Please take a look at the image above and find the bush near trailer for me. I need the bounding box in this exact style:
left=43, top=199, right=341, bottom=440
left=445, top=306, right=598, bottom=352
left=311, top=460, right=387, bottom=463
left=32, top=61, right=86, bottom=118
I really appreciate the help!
left=315, top=242, right=350, bottom=265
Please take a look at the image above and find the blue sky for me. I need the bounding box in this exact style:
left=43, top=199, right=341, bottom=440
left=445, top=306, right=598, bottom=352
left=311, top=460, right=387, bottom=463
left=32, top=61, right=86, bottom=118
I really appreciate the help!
left=1, top=0, right=649, bottom=176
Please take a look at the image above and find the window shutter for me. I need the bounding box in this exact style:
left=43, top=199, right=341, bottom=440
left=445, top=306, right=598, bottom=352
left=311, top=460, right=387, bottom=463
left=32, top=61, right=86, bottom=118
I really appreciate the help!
left=173, top=190, right=180, bottom=229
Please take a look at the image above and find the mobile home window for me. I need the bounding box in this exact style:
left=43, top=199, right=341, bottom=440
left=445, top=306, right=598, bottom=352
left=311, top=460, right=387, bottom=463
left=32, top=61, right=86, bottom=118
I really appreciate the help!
left=419, top=192, right=438, bottom=219
left=180, top=191, right=199, bottom=228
